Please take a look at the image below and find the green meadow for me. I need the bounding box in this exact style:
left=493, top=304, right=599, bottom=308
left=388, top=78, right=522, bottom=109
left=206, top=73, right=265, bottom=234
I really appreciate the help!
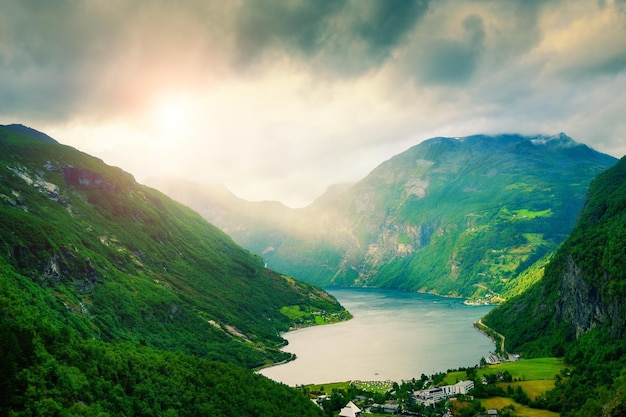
left=497, top=380, right=557, bottom=400
left=480, top=397, right=560, bottom=417
left=477, top=357, right=567, bottom=381
left=475, top=358, right=567, bottom=417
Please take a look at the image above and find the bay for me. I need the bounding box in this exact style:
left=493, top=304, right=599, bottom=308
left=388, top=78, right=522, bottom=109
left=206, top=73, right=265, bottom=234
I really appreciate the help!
left=259, top=287, right=495, bottom=386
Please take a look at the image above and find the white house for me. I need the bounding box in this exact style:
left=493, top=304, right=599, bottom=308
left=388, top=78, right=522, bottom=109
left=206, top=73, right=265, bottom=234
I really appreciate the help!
left=454, top=379, right=474, bottom=394
left=339, top=401, right=362, bottom=417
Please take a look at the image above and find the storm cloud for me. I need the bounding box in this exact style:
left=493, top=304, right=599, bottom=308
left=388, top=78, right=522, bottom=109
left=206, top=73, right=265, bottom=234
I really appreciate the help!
left=1, top=0, right=625, bottom=206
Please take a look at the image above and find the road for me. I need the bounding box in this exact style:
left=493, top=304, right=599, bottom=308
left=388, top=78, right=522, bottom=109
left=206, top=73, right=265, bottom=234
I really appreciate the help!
left=476, top=319, right=507, bottom=355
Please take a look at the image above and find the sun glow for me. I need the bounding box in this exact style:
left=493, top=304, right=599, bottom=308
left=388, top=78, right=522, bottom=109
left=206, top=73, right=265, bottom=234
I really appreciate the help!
left=153, top=93, right=193, bottom=133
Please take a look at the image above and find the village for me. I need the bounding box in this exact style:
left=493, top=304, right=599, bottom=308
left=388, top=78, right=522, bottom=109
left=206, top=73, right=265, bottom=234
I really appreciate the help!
left=312, top=374, right=500, bottom=417
left=305, top=350, right=562, bottom=417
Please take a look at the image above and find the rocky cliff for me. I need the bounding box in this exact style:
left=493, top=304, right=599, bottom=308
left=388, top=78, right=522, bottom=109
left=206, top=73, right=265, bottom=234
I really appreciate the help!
left=556, top=254, right=625, bottom=339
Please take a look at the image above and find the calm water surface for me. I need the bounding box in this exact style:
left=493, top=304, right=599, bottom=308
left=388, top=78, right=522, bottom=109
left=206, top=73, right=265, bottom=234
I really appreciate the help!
left=259, top=288, right=494, bottom=385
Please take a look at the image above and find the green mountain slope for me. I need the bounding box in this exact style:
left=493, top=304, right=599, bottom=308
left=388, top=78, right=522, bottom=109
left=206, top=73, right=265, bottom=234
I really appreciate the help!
left=151, top=134, right=617, bottom=300
left=0, top=124, right=347, bottom=416
left=482, top=156, right=626, bottom=416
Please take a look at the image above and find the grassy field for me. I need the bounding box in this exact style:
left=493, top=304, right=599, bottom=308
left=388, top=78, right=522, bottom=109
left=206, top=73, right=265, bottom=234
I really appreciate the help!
left=443, top=358, right=565, bottom=396
left=478, top=357, right=567, bottom=380
left=442, top=371, right=468, bottom=385
left=496, top=380, right=556, bottom=400
left=476, top=358, right=567, bottom=416
left=480, top=397, right=560, bottom=417
left=508, top=208, right=554, bottom=219
left=305, top=381, right=352, bottom=393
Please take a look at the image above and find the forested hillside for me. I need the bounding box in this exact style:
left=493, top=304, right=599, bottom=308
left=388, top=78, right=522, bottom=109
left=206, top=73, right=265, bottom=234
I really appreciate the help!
left=483, top=156, right=626, bottom=416
left=0, top=124, right=347, bottom=416
left=152, top=134, right=617, bottom=301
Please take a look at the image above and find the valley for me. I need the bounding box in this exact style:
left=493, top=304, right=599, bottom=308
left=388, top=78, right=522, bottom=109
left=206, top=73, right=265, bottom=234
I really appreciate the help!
left=4, top=1, right=626, bottom=415
left=149, top=133, right=617, bottom=303
left=2, top=124, right=625, bottom=416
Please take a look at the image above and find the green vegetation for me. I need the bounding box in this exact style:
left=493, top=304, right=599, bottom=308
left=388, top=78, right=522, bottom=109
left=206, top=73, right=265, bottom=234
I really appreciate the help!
left=439, top=359, right=564, bottom=416
left=302, top=360, right=567, bottom=417
left=306, top=361, right=567, bottom=417
left=497, top=381, right=558, bottom=400
left=318, top=135, right=615, bottom=300
left=507, top=208, right=553, bottom=219
left=477, top=358, right=567, bottom=381
left=0, top=125, right=348, bottom=415
left=441, top=371, right=467, bottom=385
left=483, top=156, right=626, bottom=415
left=500, top=252, right=551, bottom=299
left=165, top=134, right=617, bottom=302
left=479, top=397, right=559, bottom=417
left=0, top=271, right=323, bottom=416
left=280, top=304, right=350, bottom=328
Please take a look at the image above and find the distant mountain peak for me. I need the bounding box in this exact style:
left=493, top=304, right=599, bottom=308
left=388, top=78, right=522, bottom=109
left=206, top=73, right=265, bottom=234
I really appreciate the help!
left=529, top=132, right=579, bottom=148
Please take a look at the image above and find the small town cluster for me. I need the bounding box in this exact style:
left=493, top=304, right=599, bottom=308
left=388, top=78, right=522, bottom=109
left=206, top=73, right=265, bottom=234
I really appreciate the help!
left=331, top=380, right=476, bottom=416
left=411, top=380, right=475, bottom=407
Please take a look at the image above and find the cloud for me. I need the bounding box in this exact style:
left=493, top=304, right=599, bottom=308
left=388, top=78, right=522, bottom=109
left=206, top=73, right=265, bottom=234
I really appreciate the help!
left=403, top=14, right=486, bottom=86
left=234, top=1, right=345, bottom=61
left=534, top=1, right=626, bottom=80
left=1, top=0, right=625, bottom=207
left=0, top=0, right=234, bottom=121
left=233, top=0, right=431, bottom=77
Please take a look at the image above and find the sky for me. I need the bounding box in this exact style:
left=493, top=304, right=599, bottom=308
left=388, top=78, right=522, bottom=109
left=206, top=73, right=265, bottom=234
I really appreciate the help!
left=2, top=0, right=626, bottom=207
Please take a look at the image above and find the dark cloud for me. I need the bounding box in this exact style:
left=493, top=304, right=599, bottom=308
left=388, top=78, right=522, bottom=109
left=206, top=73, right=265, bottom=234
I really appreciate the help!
left=406, top=14, right=486, bottom=86
left=350, top=0, right=430, bottom=58
left=0, top=1, right=104, bottom=119
left=564, top=53, right=626, bottom=80
left=233, top=0, right=431, bottom=76
left=234, top=0, right=346, bottom=60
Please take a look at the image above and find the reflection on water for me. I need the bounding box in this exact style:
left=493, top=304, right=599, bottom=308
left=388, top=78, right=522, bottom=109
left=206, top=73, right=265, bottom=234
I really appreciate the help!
left=259, top=287, right=494, bottom=385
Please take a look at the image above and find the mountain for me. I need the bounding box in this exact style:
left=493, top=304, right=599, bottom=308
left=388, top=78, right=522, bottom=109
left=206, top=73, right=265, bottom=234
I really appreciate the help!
left=1, top=123, right=58, bottom=143
left=150, top=133, right=617, bottom=301
left=482, top=156, right=626, bottom=416
left=0, top=125, right=348, bottom=416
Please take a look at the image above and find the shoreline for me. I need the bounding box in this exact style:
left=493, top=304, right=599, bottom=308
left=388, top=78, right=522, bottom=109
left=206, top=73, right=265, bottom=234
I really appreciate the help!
left=257, top=288, right=495, bottom=385
left=257, top=311, right=355, bottom=373
left=327, top=285, right=500, bottom=306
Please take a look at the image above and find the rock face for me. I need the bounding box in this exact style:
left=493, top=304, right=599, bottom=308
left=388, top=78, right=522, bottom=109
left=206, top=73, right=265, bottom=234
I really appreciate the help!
left=556, top=255, right=626, bottom=340
left=557, top=255, right=609, bottom=338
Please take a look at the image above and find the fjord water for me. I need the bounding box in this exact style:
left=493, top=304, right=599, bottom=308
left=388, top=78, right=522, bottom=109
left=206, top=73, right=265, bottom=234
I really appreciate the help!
left=260, top=288, right=494, bottom=385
